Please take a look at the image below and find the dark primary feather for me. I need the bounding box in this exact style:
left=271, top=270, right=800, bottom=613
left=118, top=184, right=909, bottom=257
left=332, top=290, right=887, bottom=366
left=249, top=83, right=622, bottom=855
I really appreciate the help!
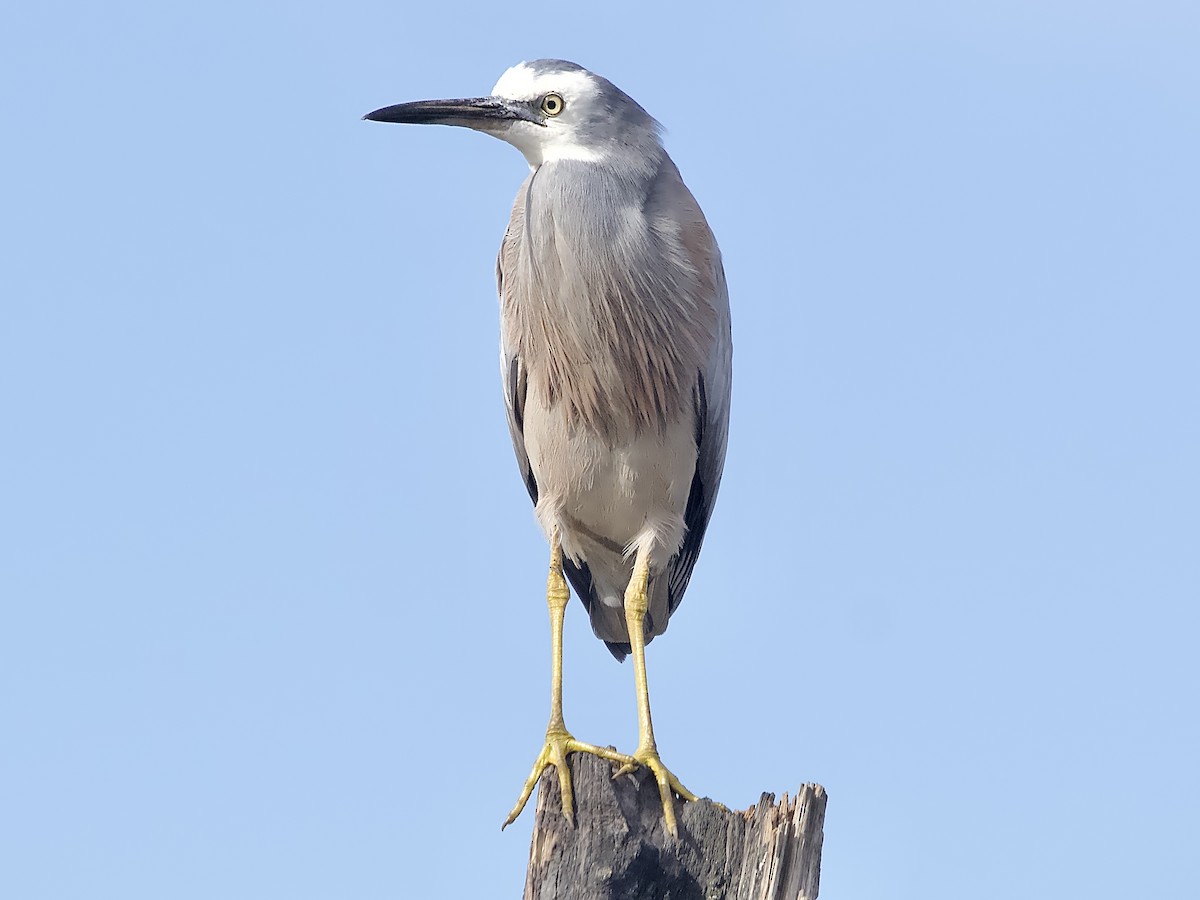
left=665, top=373, right=716, bottom=616
left=506, top=355, right=537, bottom=504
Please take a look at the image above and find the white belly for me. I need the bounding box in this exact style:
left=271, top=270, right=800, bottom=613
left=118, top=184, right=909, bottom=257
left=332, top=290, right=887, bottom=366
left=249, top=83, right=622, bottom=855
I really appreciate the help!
left=522, top=392, right=695, bottom=581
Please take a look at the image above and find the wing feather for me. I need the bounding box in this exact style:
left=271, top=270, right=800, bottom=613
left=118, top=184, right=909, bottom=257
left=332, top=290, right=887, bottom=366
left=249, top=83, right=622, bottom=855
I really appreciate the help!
left=498, top=241, right=538, bottom=506
left=659, top=173, right=733, bottom=617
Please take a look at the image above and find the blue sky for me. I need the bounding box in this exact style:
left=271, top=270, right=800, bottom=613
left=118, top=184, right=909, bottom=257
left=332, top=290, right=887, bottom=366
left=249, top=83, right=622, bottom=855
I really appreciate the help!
left=2, top=2, right=1197, bottom=897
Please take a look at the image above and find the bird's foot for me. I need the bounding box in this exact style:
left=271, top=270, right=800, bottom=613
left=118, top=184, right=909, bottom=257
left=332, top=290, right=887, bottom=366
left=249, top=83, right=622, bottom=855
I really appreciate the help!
left=615, top=746, right=698, bottom=838
left=502, top=728, right=633, bottom=829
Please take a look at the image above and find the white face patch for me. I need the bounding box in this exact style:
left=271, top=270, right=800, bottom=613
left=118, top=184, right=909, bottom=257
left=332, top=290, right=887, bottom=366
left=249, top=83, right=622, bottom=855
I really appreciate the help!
left=490, top=62, right=541, bottom=99
left=491, top=63, right=596, bottom=105
left=489, top=62, right=607, bottom=167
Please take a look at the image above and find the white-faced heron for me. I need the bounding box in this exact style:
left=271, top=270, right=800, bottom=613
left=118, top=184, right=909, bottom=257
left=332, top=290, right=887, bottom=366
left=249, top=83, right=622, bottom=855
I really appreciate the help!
left=365, top=59, right=731, bottom=837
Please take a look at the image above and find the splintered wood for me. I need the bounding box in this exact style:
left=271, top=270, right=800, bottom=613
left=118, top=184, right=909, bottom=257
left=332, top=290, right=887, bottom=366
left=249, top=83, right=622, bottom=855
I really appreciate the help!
left=523, top=753, right=826, bottom=900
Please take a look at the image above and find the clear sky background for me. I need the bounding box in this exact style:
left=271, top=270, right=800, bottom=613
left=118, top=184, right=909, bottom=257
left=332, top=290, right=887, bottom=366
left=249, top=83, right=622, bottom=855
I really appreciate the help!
left=2, top=2, right=1197, bottom=898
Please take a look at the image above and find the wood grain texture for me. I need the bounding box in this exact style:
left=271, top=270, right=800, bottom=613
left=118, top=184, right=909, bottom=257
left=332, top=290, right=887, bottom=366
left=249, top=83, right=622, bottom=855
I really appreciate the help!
left=523, top=753, right=826, bottom=900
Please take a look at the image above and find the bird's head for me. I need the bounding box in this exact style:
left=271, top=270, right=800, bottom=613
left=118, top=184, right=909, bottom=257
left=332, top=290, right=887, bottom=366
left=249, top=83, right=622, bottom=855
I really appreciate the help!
left=364, top=59, right=662, bottom=169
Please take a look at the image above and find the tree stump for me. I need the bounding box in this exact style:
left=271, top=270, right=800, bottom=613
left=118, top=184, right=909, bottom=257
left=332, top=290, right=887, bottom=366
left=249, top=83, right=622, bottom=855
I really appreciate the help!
left=522, top=753, right=827, bottom=900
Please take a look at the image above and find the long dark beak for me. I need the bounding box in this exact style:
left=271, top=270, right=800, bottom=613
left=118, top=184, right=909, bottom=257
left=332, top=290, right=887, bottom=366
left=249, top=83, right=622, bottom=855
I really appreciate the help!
left=362, top=97, right=541, bottom=128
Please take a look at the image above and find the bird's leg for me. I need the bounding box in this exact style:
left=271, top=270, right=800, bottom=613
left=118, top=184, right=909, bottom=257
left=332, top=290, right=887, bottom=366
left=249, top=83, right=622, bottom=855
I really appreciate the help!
left=613, top=544, right=698, bottom=838
left=502, top=528, right=633, bottom=830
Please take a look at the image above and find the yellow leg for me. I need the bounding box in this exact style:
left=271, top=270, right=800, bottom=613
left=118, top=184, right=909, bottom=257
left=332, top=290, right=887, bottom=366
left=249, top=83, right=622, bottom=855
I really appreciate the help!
left=502, top=529, right=633, bottom=829
left=613, top=545, right=698, bottom=837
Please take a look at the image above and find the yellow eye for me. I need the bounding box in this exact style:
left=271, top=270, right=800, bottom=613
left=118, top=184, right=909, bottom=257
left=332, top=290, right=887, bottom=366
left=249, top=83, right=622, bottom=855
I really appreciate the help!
left=540, top=93, right=565, bottom=117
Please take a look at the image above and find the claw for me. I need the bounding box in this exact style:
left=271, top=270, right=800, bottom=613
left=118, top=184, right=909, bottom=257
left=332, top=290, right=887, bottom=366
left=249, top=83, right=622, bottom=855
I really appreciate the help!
left=614, top=746, right=696, bottom=838
left=503, top=732, right=633, bottom=829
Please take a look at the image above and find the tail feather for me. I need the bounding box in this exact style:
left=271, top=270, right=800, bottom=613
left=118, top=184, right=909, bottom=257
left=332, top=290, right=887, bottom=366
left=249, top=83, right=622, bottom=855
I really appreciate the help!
left=561, top=555, right=671, bottom=663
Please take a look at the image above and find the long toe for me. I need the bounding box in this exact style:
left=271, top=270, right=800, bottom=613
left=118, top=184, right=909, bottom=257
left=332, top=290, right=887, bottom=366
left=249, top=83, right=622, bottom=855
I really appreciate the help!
left=623, top=748, right=697, bottom=838
left=503, top=731, right=633, bottom=829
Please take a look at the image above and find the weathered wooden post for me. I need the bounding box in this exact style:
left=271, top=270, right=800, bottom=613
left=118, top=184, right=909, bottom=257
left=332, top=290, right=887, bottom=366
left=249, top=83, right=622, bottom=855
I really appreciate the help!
left=523, top=753, right=827, bottom=900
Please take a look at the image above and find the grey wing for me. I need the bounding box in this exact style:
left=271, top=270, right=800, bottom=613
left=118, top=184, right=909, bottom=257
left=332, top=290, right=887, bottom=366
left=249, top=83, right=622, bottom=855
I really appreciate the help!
left=497, top=246, right=537, bottom=505
left=504, top=353, right=537, bottom=504
left=655, top=162, right=733, bottom=616
left=666, top=261, right=732, bottom=615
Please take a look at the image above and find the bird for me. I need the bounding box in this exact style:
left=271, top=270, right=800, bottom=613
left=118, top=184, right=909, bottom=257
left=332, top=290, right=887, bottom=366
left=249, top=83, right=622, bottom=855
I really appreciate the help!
left=364, top=59, right=731, bottom=838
